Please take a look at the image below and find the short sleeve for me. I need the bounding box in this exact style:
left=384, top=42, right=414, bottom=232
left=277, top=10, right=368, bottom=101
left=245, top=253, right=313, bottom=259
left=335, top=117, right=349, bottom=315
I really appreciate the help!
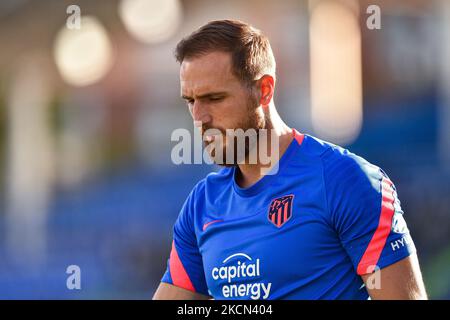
left=161, top=189, right=209, bottom=295
left=322, top=148, right=416, bottom=275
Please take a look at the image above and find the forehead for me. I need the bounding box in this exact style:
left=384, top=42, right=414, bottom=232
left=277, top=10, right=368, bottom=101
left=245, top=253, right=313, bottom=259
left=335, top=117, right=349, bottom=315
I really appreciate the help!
left=180, top=51, right=241, bottom=96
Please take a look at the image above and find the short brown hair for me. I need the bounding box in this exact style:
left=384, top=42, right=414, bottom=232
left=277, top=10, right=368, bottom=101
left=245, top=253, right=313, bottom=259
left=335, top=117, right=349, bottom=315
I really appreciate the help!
left=175, top=19, right=276, bottom=86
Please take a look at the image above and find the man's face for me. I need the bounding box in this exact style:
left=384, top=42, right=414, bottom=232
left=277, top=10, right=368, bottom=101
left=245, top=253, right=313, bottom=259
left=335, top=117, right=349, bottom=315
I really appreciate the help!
left=180, top=51, right=265, bottom=165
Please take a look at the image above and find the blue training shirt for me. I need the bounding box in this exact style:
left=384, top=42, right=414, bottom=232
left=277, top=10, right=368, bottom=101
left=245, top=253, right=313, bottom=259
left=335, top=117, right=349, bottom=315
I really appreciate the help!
left=161, top=129, right=416, bottom=300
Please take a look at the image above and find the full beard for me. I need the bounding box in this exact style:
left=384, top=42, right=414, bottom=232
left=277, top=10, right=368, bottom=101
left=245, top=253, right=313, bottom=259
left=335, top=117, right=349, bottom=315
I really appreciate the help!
left=203, top=97, right=268, bottom=167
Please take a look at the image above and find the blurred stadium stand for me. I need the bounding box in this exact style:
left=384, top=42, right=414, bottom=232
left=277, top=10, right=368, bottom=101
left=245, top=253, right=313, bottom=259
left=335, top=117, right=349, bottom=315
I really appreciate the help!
left=0, top=0, right=448, bottom=299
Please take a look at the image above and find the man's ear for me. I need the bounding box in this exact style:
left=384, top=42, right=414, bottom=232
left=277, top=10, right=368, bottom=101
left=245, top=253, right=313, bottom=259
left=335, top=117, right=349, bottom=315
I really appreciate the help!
left=258, top=75, right=275, bottom=107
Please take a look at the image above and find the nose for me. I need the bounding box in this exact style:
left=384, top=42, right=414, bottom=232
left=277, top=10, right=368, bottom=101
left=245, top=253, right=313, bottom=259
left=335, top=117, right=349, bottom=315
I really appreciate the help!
left=190, top=101, right=212, bottom=126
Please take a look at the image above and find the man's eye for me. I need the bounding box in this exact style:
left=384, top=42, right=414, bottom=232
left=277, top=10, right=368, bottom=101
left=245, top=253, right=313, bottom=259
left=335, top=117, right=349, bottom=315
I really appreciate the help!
left=209, top=97, right=223, bottom=102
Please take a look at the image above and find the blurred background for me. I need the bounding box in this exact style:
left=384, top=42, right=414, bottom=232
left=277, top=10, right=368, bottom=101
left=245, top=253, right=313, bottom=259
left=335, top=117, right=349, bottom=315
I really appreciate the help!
left=0, top=0, right=448, bottom=299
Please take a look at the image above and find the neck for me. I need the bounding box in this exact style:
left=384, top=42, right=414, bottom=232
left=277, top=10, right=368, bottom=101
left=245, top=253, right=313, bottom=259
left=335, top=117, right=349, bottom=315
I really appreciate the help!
left=235, top=104, right=293, bottom=188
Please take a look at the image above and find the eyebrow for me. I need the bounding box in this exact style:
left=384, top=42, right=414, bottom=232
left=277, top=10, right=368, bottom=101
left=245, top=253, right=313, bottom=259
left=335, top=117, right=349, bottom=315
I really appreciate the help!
left=181, top=91, right=228, bottom=100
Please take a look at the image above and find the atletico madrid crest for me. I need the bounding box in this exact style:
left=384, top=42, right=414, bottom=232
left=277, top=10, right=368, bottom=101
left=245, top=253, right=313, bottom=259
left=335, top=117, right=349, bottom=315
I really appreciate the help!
left=268, top=195, right=294, bottom=228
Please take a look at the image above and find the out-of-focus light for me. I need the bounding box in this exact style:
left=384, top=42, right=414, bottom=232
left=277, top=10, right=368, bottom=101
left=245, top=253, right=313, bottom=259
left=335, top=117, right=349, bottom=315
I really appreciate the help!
left=119, top=0, right=182, bottom=44
left=309, top=0, right=362, bottom=145
left=53, top=16, right=114, bottom=86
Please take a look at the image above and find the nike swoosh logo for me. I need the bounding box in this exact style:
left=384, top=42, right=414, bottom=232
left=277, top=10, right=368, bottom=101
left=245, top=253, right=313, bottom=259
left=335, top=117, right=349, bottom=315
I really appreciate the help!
left=202, top=219, right=223, bottom=231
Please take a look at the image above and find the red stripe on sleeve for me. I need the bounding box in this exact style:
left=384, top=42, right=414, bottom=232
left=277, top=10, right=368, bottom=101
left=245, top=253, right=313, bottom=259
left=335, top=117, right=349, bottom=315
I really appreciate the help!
left=356, top=177, right=396, bottom=275
left=169, top=241, right=196, bottom=292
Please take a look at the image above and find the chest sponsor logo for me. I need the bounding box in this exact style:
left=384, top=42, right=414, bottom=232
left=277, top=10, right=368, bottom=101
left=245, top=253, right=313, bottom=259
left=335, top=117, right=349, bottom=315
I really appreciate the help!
left=268, top=194, right=294, bottom=228
left=211, top=253, right=271, bottom=300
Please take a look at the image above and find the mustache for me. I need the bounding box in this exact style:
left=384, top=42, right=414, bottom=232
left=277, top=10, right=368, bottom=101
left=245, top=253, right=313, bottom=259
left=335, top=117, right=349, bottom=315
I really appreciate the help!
left=201, top=125, right=225, bottom=136
left=193, top=121, right=224, bottom=136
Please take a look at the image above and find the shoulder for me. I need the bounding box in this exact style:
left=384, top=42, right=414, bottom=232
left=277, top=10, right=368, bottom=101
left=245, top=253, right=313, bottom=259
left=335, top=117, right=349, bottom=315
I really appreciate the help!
left=318, top=139, right=383, bottom=191
left=312, top=137, right=391, bottom=228
left=297, top=134, right=334, bottom=159
left=291, top=134, right=380, bottom=179
left=191, top=166, right=234, bottom=201
left=182, top=166, right=234, bottom=213
left=299, top=134, right=375, bottom=173
left=175, top=167, right=233, bottom=236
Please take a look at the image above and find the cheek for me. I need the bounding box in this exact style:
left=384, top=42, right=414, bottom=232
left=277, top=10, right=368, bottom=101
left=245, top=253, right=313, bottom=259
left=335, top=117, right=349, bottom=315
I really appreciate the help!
left=221, top=98, right=249, bottom=118
left=209, top=100, right=238, bottom=123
